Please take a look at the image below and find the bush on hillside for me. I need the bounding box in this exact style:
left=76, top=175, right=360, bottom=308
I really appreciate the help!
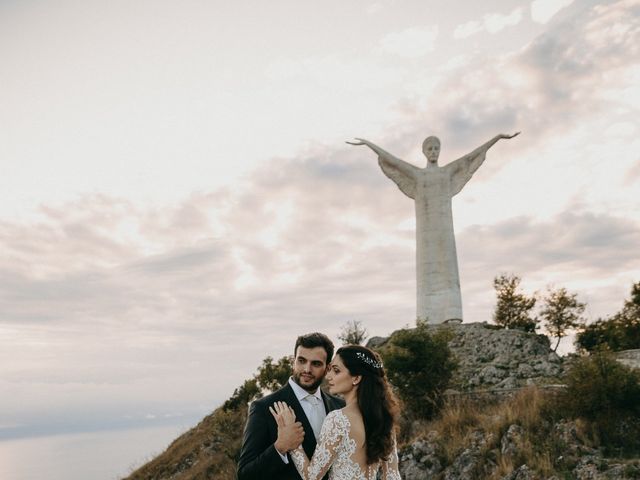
left=576, top=281, right=640, bottom=353
left=378, top=322, right=457, bottom=419
left=223, top=355, right=292, bottom=411
left=576, top=316, right=640, bottom=353
left=223, top=378, right=260, bottom=411
left=559, top=351, right=640, bottom=455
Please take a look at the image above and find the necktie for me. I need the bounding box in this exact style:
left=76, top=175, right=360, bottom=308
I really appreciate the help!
left=305, top=394, right=324, bottom=440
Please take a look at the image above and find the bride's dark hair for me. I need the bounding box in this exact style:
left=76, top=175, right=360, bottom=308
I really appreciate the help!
left=335, top=345, right=399, bottom=464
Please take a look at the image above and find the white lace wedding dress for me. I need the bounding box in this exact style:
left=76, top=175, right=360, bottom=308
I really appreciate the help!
left=290, top=409, right=402, bottom=480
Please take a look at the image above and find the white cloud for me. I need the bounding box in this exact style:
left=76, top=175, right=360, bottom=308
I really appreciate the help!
left=605, top=121, right=637, bottom=137
left=531, top=0, right=575, bottom=24
left=366, top=2, right=384, bottom=15
left=453, top=20, right=483, bottom=39
left=379, top=26, right=439, bottom=57
left=2, top=0, right=640, bottom=442
left=454, top=8, right=523, bottom=39
left=485, top=8, right=524, bottom=33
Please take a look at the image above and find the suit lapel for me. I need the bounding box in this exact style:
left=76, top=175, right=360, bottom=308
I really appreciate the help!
left=283, top=383, right=317, bottom=457
left=322, top=391, right=344, bottom=413
left=321, top=390, right=336, bottom=413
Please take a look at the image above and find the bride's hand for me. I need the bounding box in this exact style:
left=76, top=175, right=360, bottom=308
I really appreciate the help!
left=269, top=401, right=296, bottom=427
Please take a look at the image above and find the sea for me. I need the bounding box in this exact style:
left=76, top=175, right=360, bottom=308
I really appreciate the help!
left=0, top=423, right=191, bottom=480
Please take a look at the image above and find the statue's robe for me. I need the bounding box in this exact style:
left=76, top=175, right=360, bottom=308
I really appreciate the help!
left=378, top=151, right=487, bottom=323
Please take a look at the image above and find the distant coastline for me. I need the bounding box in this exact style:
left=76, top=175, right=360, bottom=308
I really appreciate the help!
left=0, top=422, right=191, bottom=480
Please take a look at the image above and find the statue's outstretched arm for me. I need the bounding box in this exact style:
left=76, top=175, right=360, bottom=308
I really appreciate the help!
left=346, top=138, right=417, bottom=178
left=464, top=132, right=520, bottom=160
left=447, top=132, right=520, bottom=196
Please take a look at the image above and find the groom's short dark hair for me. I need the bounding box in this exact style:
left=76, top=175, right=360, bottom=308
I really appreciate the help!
left=294, top=332, right=334, bottom=363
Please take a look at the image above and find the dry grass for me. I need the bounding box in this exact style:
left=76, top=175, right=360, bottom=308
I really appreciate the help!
left=124, top=406, right=247, bottom=480
left=410, top=387, right=562, bottom=477
left=490, top=455, right=515, bottom=479
left=125, top=385, right=638, bottom=479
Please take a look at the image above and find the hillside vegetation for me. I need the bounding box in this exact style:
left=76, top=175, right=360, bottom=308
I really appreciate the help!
left=126, top=323, right=640, bottom=480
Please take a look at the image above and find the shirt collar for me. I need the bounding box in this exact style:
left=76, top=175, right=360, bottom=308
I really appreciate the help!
left=288, top=377, right=322, bottom=402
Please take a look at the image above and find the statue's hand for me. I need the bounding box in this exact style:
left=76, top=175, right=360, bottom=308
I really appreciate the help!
left=346, top=137, right=368, bottom=146
left=500, top=132, right=521, bottom=139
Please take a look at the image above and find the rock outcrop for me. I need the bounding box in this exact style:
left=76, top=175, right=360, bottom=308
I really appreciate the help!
left=400, top=419, right=640, bottom=480
left=615, top=349, right=640, bottom=370
left=379, top=323, right=640, bottom=479
left=369, top=322, right=564, bottom=391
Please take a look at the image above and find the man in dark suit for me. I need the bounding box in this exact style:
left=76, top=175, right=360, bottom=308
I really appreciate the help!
left=237, top=332, right=345, bottom=480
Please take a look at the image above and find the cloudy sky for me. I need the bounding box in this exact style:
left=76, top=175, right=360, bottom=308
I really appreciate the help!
left=1, top=0, right=639, bottom=439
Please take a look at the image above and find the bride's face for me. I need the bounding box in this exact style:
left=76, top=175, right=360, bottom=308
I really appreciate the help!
left=326, top=355, right=359, bottom=395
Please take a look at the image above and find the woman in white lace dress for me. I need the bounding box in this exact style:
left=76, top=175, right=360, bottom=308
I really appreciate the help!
left=270, top=345, right=402, bottom=480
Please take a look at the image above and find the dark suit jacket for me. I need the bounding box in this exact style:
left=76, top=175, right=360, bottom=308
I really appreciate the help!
left=237, top=382, right=345, bottom=480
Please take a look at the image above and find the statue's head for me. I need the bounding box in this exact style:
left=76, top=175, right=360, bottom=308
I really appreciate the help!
left=422, top=136, right=441, bottom=164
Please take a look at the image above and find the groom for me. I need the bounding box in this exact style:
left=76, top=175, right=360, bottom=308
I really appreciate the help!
left=237, top=332, right=345, bottom=480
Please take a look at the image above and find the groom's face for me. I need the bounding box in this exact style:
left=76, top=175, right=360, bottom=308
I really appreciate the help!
left=292, top=345, right=329, bottom=393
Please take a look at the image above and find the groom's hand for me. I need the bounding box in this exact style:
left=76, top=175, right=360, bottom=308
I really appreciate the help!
left=274, top=421, right=305, bottom=454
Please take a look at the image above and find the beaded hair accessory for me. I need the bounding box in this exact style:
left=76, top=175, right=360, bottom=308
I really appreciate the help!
left=356, top=351, right=383, bottom=369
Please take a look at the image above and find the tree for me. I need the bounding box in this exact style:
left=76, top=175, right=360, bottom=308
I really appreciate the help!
left=492, top=273, right=538, bottom=332
left=223, top=355, right=292, bottom=411
left=612, top=280, right=640, bottom=349
left=338, top=320, right=368, bottom=345
left=576, top=318, right=618, bottom=353
left=576, top=281, right=640, bottom=352
left=378, top=321, right=457, bottom=419
left=255, top=355, right=292, bottom=392
left=540, top=287, right=586, bottom=352
left=223, top=378, right=260, bottom=411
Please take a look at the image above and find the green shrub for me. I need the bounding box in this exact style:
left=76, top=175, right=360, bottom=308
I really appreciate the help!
left=561, top=352, right=640, bottom=419
left=378, top=322, right=457, bottom=419
left=576, top=317, right=640, bottom=352
left=223, top=355, right=292, bottom=411
left=559, top=352, right=640, bottom=455
left=576, top=282, right=640, bottom=353
left=223, top=378, right=260, bottom=411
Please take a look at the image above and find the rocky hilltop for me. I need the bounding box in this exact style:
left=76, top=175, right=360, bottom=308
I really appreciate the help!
left=126, top=322, right=639, bottom=480
left=370, top=322, right=564, bottom=392
left=385, top=323, right=639, bottom=480
left=616, top=349, right=640, bottom=370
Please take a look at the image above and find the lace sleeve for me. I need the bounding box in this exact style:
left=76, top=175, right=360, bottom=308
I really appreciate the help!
left=380, top=433, right=401, bottom=480
left=290, top=410, right=345, bottom=480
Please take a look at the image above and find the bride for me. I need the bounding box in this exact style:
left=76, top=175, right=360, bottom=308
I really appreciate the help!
left=270, top=345, right=402, bottom=480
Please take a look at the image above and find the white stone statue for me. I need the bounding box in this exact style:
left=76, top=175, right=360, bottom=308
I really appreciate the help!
left=348, top=132, right=520, bottom=323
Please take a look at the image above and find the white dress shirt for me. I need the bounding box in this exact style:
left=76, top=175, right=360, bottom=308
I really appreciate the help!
left=288, top=377, right=327, bottom=430
left=276, top=377, right=327, bottom=463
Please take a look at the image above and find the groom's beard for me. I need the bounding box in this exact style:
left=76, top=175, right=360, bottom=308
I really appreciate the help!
left=292, top=371, right=324, bottom=392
